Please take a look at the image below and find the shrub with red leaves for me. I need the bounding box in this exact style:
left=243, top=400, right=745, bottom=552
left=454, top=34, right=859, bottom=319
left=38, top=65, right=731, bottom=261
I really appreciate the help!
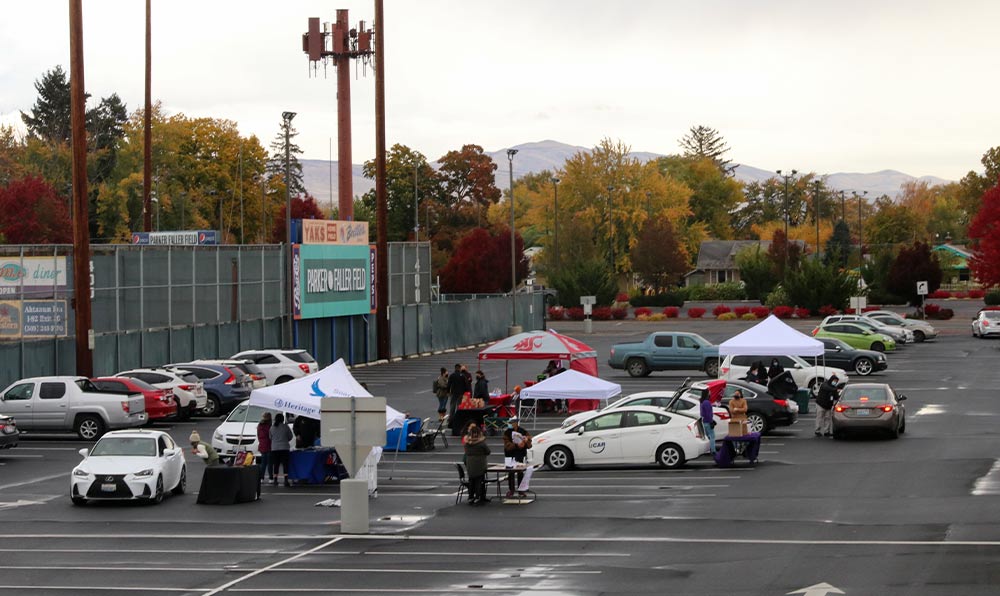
left=953, top=291, right=968, bottom=299
left=611, top=307, right=627, bottom=320
left=751, top=306, right=770, bottom=319
left=772, top=306, right=794, bottom=319
left=924, top=303, right=941, bottom=316
left=567, top=307, right=586, bottom=321
left=928, top=290, right=951, bottom=299
left=592, top=306, right=613, bottom=321
left=663, top=306, right=680, bottom=318
left=712, top=304, right=732, bottom=316
left=616, top=292, right=629, bottom=303
left=794, top=307, right=811, bottom=319
left=818, top=304, right=839, bottom=316
left=547, top=306, right=564, bottom=320
left=687, top=307, right=706, bottom=318
left=969, top=289, right=986, bottom=299
left=634, top=307, right=653, bottom=318
left=734, top=306, right=750, bottom=317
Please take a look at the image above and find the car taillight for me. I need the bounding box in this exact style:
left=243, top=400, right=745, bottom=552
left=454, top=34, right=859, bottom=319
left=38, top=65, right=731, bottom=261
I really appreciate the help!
left=179, top=384, right=195, bottom=391
left=716, top=411, right=730, bottom=420
left=121, top=401, right=130, bottom=413
left=223, top=368, right=237, bottom=385
left=773, top=399, right=787, bottom=408
left=298, top=364, right=310, bottom=374
left=688, top=420, right=702, bottom=438
left=984, top=320, right=990, bottom=327
left=811, top=328, right=818, bottom=336
left=252, top=374, right=265, bottom=381
left=834, top=405, right=847, bottom=412
left=610, top=348, right=615, bottom=357
left=720, top=367, right=729, bottom=375
left=880, top=405, right=893, bottom=412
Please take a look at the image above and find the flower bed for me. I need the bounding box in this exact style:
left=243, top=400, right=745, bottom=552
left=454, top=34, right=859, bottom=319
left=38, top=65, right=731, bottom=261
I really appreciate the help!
left=663, top=306, right=680, bottom=318
left=687, top=307, right=706, bottom=319
left=772, top=305, right=794, bottom=319
left=751, top=306, right=770, bottom=319
left=712, top=304, right=732, bottom=317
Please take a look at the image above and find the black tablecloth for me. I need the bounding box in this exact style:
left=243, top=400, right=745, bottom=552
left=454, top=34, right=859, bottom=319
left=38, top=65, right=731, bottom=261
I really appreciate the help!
left=197, top=465, right=261, bottom=504
left=450, top=407, right=493, bottom=436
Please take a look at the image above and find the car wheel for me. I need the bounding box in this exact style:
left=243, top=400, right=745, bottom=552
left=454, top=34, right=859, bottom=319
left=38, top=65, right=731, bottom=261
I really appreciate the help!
left=870, top=341, right=885, bottom=352
left=75, top=415, right=105, bottom=441
left=889, top=422, right=900, bottom=439
left=656, top=443, right=685, bottom=469
left=746, top=413, right=768, bottom=434
left=71, top=496, right=87, bottom=506
left=625, top=358, right=649, bottom=378
left=545, top=446, right=574, bottom=471
left=704, top=358, right=720, bottom=377
left=200, top=396, right=221, bottom=417
left=172, top=466, right=187, bottom=495
left=853, top=357, right=874, bottom=376
left=913, top=330, right=925, bottom=342
left=900, top=417, right=906, bottom=434
left=276, top=376, right=293, bottom=385
left=151, top=475, right=164, bottom=504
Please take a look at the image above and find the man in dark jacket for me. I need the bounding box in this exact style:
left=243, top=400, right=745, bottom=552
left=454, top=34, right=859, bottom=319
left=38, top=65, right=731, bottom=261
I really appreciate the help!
left=473, top=370, right=489, bottom=402
left=814, top=374, right=841, bottom=437
left=502, top=418, right=532, bottom=498
left=447, top=364, right=466, bottom=419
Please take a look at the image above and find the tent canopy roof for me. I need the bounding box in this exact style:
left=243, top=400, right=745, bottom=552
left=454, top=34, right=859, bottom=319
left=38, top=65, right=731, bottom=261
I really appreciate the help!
left=719, top=315, right=824, bottom=357
left=478, top=329, right=597, bottom=361
left=519, top=369, right=621, bottom=401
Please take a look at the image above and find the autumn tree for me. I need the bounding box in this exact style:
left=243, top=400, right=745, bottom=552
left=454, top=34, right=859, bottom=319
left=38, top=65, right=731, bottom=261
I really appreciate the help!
left=887, top=242, right=942, bottom=305
left=824, top=220, right=852, bottom=269
left=361, top=144, right=438, bottom=242
left=271, top=195, right=327, bottom=243
left=678, top=125, right=734, bottom=176
left=0, top=125, right=26, bottom=186
left=631, top=218, right=688, bottom=291
left=0, top=176, right=72, bottom=243
left=968, top=180, right=1000, bottom=287
left=436, top=144, right=501, bottom=228
left=437, top=227, right=528, bottom=293
left=865, top=195, right=923, bottom=248
left=766, top=229, right=803, bottom=280
left=656, top=155, right=743, bottom=239
left=958, top=146, right=1000, bottom=221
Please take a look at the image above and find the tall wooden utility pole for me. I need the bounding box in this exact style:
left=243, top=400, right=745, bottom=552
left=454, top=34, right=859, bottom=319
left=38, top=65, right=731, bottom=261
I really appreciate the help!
left=143, top=0, right=152, bottom=232
left=374, top=0, right=389, bottom=360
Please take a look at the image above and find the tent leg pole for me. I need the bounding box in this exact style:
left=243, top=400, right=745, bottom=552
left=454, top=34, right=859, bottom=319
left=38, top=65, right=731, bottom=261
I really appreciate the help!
left=389, top=418, right=405, bottom=480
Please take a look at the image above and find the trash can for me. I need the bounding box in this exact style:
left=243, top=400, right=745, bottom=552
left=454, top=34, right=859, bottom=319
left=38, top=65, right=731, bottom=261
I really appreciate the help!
left=793, top=388, right=810, bottom=415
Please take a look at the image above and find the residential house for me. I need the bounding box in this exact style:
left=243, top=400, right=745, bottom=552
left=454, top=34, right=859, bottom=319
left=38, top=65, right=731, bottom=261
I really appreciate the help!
left=684, top=239, right=806, bottom=287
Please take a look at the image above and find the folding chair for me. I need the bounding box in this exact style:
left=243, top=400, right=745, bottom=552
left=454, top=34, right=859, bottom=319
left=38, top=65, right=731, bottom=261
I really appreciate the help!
left=454, top=462, right=472, bottom=504
left=427, top=415, right=449, bottom=449
left=482, top=406, right=509, bottom=436
left=518, top=399, right=537, bottom=429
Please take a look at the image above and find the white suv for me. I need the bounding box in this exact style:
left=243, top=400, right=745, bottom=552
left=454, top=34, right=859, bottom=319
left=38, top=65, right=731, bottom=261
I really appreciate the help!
left=230, top=349, right=319, bottom=385
left=719, top=354, right=848, bottom=393
left=114, top=368, right=208, bottom=420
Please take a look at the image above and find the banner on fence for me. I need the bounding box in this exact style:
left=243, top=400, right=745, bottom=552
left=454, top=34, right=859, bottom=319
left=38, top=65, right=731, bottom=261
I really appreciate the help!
left=0, top=300, right=68, bottom=338
left=301, top=220, right=369, bottom=245
left=0, top=257, right=68, bottom=297
left=293, top=244, right=373, bottom=319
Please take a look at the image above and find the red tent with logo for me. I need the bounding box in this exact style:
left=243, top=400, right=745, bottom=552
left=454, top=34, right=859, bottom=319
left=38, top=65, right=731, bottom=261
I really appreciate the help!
left=478, top=330, right=600, bottom=411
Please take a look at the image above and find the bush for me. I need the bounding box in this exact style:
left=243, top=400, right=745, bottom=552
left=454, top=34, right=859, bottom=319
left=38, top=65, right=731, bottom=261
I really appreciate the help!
left=986, top=289, right=1000, bottom=306
left=928, top=289, right=951, bottom=299
left=934, top=308, right=954, bottom=320
left=687, top=307, right=706, bottom=318
left=663, top=306, right=680, bottom=318
left=751, top=306, right=770, bottom=319
left=924, top=303, right=941, bottom=316
left=794, top=307, right=811, bottom=319
left=772, top=305, right=794, bottom=319
left=634, top=307, right=653, bottom=318
left=764, top=285, right=790, bottom=309
left=969, top=289, right=986, bottom=299
left=686, top=282, right=746, bottom=301
left=615, top=292, right=629, bottom=303
left=645, top=313, right=667, bottom=321
left=566, top=306, right=586, bottom=321
left=630, top=289, right=687, bottom=307
left=953, top=291, right=968, bottom=299
left=717, top=312, right=737, bottom=321
left=547, top=306, right=564, bottom=321
left=741, top=312, right=757, bottom=321
left=611, top=307, right=627, bottom=320
left=548, top=258, right=617, bottom=307
left=818, top=304, right=839, bottom=316
left=734, top=306, right=751, bottom=317
left=712, top=304, right=732, bottom=317
left=592, top=307, right=612, bottom=321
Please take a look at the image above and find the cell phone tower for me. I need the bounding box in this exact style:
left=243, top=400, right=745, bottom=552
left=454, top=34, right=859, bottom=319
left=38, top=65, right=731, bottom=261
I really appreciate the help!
left=302, top=11, right=374, bottom=220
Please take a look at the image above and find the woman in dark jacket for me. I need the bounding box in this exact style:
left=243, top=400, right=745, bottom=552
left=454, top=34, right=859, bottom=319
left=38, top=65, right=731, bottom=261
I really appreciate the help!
left=256, top=412, right=272, bottom=482
left=767, top=358, right=785, bottom=381
left=473, top=371, right=489, bottom=401
left=463, top=426, right=491, bottom=505
left=269, top=413, right=293, bottom=487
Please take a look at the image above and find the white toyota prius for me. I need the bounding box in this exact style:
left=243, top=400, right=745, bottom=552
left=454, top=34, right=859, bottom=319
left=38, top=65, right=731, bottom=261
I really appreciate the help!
left=529, top=406, right=710, bottom=471
left=70, top=430, right=186, bottom=505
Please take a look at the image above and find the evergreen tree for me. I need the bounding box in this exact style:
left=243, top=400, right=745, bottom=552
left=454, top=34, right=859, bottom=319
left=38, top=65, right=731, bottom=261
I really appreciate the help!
left=20, top=66, right=77, bottom=143
left=267, top=117, right=306, bottom=197
left=824, top=220, right=852, bottom=268
left=678, top=125, right=735, bottom=176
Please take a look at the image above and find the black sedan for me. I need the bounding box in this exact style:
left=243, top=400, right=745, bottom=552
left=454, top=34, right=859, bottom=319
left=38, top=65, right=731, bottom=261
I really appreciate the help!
left=718, top=380, right=798, bottom=434
left=0, top=414, right=18, bottom=449
left=819, top=338, right=888, bottom=376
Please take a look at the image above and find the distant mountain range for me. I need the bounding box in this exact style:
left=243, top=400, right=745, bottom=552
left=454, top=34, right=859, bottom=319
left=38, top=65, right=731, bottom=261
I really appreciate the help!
left=302, top=139, right=952, bottom=208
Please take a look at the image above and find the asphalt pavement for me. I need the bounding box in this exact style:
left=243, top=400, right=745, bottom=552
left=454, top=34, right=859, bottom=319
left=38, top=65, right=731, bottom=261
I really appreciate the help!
left=2, top=303, right=999, bottom=595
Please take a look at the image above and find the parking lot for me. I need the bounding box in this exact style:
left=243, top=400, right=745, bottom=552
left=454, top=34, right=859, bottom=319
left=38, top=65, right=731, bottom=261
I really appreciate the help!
left=2, top=307, right=1000, bottom=595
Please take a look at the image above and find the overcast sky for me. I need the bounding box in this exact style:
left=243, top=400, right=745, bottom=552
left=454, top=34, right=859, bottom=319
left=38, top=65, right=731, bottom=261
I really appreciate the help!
left=2, top=0, right=998, bottom=180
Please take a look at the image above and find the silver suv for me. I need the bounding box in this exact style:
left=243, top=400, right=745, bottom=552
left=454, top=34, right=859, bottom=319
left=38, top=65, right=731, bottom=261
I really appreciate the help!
left=863, top=310, right=937, bottom=342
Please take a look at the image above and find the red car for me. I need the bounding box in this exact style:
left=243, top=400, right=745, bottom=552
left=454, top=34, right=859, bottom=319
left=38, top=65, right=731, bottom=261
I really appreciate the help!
left=91, top=377, right=178, bottom=422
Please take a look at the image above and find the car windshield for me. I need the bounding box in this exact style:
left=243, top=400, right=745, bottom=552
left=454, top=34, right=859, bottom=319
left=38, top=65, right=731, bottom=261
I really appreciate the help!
left=839, top=386, right=890, bottom=404
left=91, top=437, right=157, bottom=457
left=284, top=351, right=316, bottom=363
left=226, top=402, right=277, bottom=423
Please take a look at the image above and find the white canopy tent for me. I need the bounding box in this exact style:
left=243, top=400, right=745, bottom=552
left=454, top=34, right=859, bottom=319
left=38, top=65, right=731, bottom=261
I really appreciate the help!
left=518, top=370, right=622, bottom=428
left=719, top=315, right=824, bottom=356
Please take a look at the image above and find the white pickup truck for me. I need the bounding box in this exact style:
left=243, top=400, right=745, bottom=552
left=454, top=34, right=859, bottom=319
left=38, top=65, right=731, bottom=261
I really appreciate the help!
left=0, top=376, right=147, bottom=440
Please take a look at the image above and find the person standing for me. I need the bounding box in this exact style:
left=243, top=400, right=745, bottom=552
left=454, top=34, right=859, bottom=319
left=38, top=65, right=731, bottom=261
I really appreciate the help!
left=729, top=389, right=749, bottom=432
left=189, top=430, right=220, bottom=466
left=447, top=364, right=466, bottom=420
left=256, top=412, right=273, bottom=482
left=767, top=358, right=785, bottom=381
left=814, top=374, right=840, bottom=437
left=473, top=370, right=489, bottom=403
left=463, top=425, right=491, bottom=505
left=434, top=367, right=450, bottom=420
left=502, top=418, right=532, bottom=498
left=699, top=390, right=717, bottom=456
left=269, top=413, right=293, bottom=487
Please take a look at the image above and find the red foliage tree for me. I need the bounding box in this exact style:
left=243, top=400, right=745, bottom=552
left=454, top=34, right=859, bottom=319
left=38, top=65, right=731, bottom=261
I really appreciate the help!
left=438, top=227, right=528, bottom=293
left=0, top=176, right=72, bottom=243
left=271, top=195, right=328, bottom=243
left=969, top=180, right=1000, bottom=287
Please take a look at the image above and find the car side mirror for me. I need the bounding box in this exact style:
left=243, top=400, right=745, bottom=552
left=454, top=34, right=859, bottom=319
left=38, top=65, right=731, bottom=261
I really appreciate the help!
left=164, top=448, right=180, bottom=457
left=577, top=427, right=585, bottom=435
left=78, top=448, right=89, bottom=458
left=897, top=395, right=907, bottom=401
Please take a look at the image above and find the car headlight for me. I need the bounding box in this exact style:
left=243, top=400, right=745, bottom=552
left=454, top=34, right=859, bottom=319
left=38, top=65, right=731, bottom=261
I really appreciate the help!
left=133, top=468, right=154, bottom=477
left=878, top=354, right=885, bottom=360
left=72, top=468, right=89, bottom=477
left=213, top=432, right=223, bottom=442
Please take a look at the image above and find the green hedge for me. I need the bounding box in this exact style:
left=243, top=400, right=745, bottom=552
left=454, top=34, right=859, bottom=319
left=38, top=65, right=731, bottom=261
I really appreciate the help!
left=986, top=289, right=1000, bottom=306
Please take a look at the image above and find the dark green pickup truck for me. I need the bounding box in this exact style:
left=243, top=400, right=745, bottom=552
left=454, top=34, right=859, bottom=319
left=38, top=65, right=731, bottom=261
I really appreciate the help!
left=608, top=332, right=721, bottom=377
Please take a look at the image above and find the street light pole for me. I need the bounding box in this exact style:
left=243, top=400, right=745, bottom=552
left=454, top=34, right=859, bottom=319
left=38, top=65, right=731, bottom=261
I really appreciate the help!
left=813, top=179, right=821, bottom=260
left=776, top=169, right=797, bottom=279
left=607, top=185, right=615, bottom=272
left=282, top=111, right=296, bottom=347
left=507, top=149, right=520, bottom=334
left=840, top=190, right=846, bottom=223
left=551, top=177, right=560, bottom=267
left=413, top=165, right=419, bottom=242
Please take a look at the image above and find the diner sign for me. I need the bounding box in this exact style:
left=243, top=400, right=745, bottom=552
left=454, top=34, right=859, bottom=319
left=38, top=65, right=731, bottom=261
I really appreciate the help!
left=0, top=256, right=68, bottom=296
left=301, top=220, right=370, bottom=245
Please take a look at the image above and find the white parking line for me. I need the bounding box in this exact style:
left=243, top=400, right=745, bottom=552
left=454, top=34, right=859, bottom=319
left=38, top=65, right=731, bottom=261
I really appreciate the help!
left=0, top=473, right=66, bottom=492
left=202, top=536, right=345, bottom=596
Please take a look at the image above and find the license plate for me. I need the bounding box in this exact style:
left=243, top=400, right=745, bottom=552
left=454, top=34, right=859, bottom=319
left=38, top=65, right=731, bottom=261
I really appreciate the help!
left=856, top=409, right=870, bottom=416
left=101, top=483, right=116, bottom=492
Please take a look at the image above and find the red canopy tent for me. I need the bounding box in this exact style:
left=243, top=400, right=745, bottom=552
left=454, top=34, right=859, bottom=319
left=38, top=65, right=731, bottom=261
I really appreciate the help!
left=478, top=330, right=600, bottom=412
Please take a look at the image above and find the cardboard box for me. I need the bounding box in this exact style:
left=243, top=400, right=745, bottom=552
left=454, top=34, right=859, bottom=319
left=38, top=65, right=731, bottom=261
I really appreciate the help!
left=728, top=421, right=749, bottom=437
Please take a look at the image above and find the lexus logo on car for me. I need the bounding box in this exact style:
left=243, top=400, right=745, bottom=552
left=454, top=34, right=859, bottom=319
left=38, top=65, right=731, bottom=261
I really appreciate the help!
left=106, top=476, right=114, bottom=482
